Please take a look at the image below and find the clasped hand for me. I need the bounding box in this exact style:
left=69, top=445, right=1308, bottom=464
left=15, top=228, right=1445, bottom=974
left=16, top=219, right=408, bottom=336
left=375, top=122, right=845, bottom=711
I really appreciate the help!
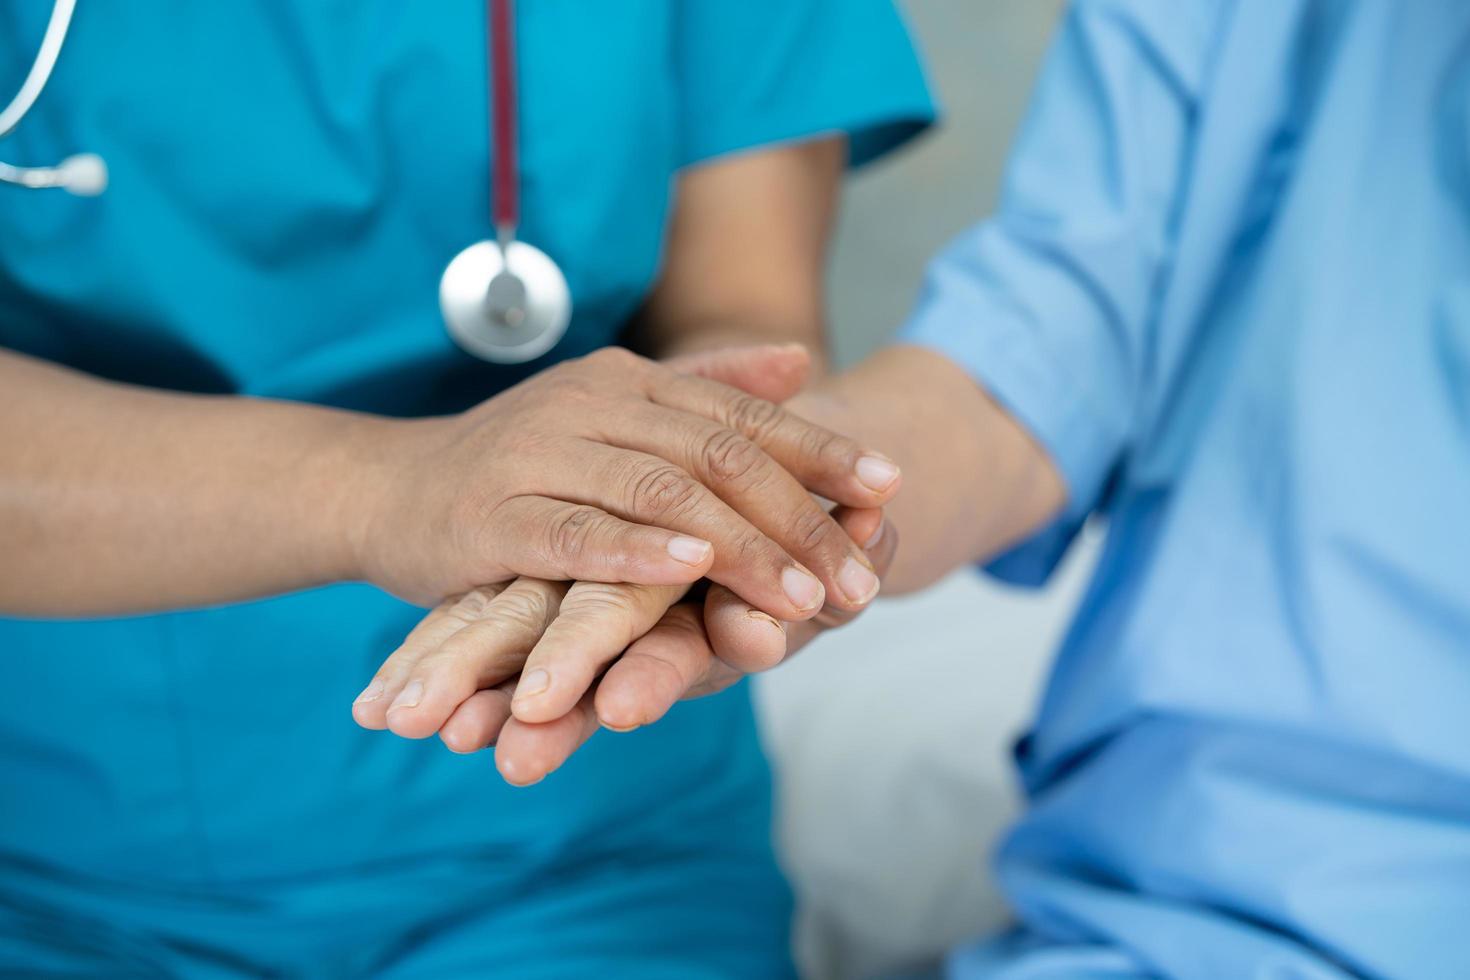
left=351, top=344, right=896, bottom=784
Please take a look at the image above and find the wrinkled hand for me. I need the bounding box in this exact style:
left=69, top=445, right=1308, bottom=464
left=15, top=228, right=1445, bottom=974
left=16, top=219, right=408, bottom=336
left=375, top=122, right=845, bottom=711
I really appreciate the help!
left=353, top=507, right=895, bottom=785
left=355, top=346, right=898, bottom=620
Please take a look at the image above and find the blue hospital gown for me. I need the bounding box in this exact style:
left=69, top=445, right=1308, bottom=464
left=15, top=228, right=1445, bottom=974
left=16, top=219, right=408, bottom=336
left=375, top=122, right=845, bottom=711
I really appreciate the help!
left=902, top=2, right=1470, bottom=977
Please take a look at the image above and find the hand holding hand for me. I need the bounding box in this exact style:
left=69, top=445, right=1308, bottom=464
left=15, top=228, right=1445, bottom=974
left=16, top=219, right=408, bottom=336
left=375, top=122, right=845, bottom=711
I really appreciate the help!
left=353, top=346, right=899, bottom=621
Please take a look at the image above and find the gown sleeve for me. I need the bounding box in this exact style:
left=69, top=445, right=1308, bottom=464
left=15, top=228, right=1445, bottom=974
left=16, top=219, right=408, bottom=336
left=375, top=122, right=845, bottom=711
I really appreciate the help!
left=899, top=0, right=1229, bottom=583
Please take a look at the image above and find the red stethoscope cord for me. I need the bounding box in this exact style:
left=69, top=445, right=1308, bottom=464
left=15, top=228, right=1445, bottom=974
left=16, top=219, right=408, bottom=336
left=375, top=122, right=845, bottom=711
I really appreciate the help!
left=489, top=0, right=519, bottom=237
left=439, top=0, right=571, bottom=363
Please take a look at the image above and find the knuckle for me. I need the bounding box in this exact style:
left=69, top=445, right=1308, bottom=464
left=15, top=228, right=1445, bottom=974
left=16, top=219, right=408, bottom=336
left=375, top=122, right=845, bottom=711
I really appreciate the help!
left=584, top=346, right=642, bottom=373
left=725, top=393, right=785, bottom=439
left=562, top=584, right=657, bottom=644
left=630, top=464, right=702, bottom=518
left=545, top=505, right=601, bottom=560
left=788, top=507, right=840, bottom=555
left=450, top=585, right=501, bottom=621
left=731, top=528, right=774, bottom=569
left=701, top=429, right=765, bottom=486
left=565, top=583, right=640, bottom=620
left=488, top=587, right=551, bottom=633
left=800, top=425, right=850, bottom=470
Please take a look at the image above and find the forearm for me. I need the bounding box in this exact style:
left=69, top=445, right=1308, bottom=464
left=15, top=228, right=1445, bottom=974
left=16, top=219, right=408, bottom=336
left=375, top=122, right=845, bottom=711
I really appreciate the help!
left=0, top=348, right=395, bottom=616
left=790, top=344, right=1065, bottom=594
left=634, top=137, right=842, bottom=371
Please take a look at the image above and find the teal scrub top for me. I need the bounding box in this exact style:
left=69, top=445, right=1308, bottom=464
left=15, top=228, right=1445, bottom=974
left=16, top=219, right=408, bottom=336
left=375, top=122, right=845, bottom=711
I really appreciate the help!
left=0, top=3, right=931, bottom=975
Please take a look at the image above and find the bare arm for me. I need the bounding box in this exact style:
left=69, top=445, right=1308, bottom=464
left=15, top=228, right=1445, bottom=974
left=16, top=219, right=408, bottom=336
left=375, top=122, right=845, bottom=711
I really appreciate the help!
left=630, top=136, right=844, bottom=363
left=0, top=349, right=384, bottom=615
left=791, top=344, right=1066, bottom=593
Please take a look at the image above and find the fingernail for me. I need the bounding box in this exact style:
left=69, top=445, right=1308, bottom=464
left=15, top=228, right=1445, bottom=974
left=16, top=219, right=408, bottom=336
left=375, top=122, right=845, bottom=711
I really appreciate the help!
left=667, top=535, right=713, bottom=566
left=855, top=454, right=900, bottom=493
left=747, top=610, right=787, bottom=633
left=838, top=557, right=880, bottom=605
left=601, top=719, right=641, bottom=733
left=781, top=566, right=824, bottom=611
left=515, top=668, right=551, bottom=700
left=864, top=522, right=885, bottom=550
left=354, top=680, right=385, bottom=704
left=388, top=680, right=423, bottom=712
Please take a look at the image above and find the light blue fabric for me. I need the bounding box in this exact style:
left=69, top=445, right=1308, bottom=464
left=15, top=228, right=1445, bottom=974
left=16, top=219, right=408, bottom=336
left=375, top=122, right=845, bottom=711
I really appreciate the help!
left=901, top=2, right=1470, bottom=978
left=0, top=1, right=931, bottom=974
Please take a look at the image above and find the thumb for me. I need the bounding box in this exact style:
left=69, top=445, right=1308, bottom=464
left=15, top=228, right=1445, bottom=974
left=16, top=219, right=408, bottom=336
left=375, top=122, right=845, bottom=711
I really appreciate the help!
left=664, top=343, right=811, bottom=402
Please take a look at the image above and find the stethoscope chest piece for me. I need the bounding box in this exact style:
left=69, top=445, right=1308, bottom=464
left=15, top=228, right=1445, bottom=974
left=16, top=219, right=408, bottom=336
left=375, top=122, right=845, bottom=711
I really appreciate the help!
left=440, top=0, right=572, bottom=364
left=440, top=239, right=571, bottom=364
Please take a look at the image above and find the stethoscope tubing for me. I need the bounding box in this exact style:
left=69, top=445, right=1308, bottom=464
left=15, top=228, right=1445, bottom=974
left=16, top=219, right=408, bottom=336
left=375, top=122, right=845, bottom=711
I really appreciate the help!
left=5, top=0, right=568, bottom=358
left=0, top=0, right=107, bottom=194
left=0, top=0, right=76, bottom=140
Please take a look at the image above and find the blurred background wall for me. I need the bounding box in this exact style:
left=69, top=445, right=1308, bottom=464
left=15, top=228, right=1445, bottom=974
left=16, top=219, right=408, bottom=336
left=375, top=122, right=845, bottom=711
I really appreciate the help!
left=828, top=0, right=1064, bottom=366
left=750, top=3, right=1102, bottom=978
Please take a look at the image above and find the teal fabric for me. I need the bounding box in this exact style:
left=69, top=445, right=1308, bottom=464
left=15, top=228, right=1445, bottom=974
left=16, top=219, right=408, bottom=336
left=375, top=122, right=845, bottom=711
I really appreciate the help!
left=0, top=2, right=932, bottom=974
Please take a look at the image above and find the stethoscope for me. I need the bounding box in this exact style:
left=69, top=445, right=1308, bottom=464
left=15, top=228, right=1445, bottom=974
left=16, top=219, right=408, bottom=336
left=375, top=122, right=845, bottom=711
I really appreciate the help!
left=1, top=0, right=571, bottom=364
left=440, top=0, right=572, bottom=362
left=0, top=0, right=106, bottom=195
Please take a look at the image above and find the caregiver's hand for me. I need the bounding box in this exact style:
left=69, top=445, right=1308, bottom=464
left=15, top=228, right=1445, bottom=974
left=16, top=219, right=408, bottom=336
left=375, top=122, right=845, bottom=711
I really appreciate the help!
left=356, top=346, right=898, bottom=620
left=354, top=507, right=895, bottom=786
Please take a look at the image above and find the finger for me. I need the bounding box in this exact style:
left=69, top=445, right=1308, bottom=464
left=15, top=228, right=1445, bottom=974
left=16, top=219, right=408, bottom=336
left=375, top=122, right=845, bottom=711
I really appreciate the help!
left=551, top=443, right=826, bottom=620
left=494, top=693, right=602, bottom=787
left=592, top=602, right=737, bottom=732
left=509, top=581, right=685, bottom=724
left=705, top=506, right=890, bottom=673
left=438, top=681, right=516, bottom=754
left=385, top=578, right=568, bottom=740
left=837, top=506, right=886, bottom=555
left=352, top=585, right=509, bottom=730
left=488, top=496, right=714, bottom=585
left=608, top=405, right=880, bottom=612
left=790, top=509, right=899, bottom=649
left=663, top=344, right=811, bottom=403
left=644, top=366, right=901, bottom=508
left=595, top=511, right=897, bottom=732
left=702, top=584, right=789, bottom=673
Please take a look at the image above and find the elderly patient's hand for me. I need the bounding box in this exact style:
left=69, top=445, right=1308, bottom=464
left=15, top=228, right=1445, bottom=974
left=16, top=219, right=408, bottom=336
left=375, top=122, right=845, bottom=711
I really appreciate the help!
left=353, top=507, right=894, bottom=785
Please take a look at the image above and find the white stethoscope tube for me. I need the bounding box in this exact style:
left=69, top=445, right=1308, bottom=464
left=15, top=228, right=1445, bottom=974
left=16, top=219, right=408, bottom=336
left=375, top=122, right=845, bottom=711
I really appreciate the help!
left=4, top=0, right=566, bottom=363
left=0, top=0, right=108, bottom=196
